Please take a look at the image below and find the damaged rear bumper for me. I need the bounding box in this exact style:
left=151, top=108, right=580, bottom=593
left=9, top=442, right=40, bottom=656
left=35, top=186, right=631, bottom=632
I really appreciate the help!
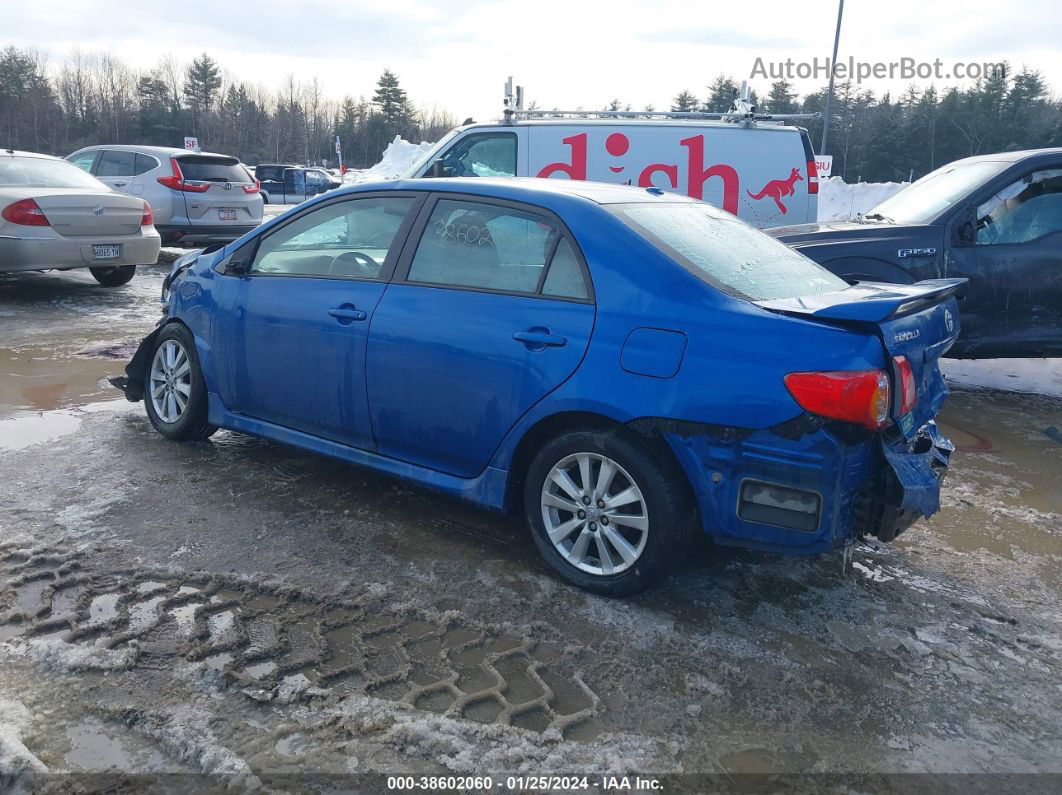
left=661, top=417, right=954, bottom=555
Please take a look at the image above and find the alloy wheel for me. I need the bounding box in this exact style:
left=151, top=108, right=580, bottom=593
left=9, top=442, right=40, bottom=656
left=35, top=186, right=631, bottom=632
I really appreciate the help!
left=540, top=452, right=649, bottom=576
left=149, top=340, right=192, bottom=424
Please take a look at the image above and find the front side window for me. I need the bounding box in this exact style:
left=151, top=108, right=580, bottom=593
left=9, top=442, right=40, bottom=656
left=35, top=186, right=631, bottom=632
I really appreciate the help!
left=96, top=150, right=136, bottom=177
left=976, top=169, right=1062, bottom=245
left=67, top=150, right=98, bottom=173
left=612, top=202, right=847, bottom=301
left=252, top=196, right=416, bottom=278
left=436, top=134, right=517, bottom=178
left=407, top=199, right=586, bottom=297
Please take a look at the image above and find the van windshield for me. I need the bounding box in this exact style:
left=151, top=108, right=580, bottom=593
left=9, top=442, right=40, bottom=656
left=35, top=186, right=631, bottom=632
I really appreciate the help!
left=612, top=202, right=848, bottom=301
left=401, top=128, right=460, bottom=178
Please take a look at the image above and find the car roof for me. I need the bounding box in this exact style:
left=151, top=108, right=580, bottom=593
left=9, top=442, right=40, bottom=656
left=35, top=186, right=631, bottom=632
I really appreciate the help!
left=460, top=120, right=803, bottom=133
left=69, top=144, right=238, bottom=159
left=950, top=147, right=1062, bottom=166
left=1, top=149, right=65, bottom=162
left=357, top=176, right=699, bottom=206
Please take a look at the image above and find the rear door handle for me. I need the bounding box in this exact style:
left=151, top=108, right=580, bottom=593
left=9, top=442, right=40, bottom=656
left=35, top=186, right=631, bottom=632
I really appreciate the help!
left=112, top=181, right=127, bottom=187
left=513, top=327, right=567, bottom=350
left=328, top=305, right=367, bottom=325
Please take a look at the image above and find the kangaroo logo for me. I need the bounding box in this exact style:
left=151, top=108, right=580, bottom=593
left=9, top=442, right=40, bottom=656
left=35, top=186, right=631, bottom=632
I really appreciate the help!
left=746, top=167, right=804, bottom=214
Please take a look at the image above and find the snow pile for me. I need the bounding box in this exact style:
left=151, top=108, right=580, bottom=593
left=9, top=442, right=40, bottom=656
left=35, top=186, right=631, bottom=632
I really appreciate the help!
left=817, top=176, right=908, bottom=222
left=0, top=698, right=47, bottom=776
left=342, top=136, right=435, bottom=184
left=12, top=638, right=138, bottom=672
left=941, top=358, right=1062, bottom=398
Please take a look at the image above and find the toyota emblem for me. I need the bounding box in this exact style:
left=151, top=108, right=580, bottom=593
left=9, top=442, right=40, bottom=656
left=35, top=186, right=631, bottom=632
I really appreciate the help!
left=944, top=308, right=954, bottom=334
left=93, top=206, right=105, bottom=216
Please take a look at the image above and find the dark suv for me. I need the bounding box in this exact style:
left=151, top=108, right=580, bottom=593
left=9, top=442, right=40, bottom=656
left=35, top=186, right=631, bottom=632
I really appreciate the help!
left=770, top=148, right=1062, bottom=357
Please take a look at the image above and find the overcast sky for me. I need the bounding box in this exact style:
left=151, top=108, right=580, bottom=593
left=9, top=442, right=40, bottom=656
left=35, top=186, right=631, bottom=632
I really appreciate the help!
left=8, top=0, right=1061, bottom=124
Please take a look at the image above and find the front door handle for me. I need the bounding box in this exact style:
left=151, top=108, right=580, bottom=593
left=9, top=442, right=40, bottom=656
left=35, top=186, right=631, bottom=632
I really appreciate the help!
left=328, top=304, right=367, bottom=325
left=112, top=181, right=127, bottom=187
left=513, top=327, right=567, bottom=350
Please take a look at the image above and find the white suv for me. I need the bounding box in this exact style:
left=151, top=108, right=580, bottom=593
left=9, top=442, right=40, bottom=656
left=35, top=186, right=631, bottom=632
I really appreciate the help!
left=66, top=145, right=264, bottom=245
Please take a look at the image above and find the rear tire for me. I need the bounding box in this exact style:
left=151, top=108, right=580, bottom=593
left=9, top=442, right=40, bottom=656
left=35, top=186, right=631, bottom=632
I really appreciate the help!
left=144, top=323, right=217, bottom=442
left=524, top=427, right=695, bottom=596
left=90, top=265, right=135, bottom=286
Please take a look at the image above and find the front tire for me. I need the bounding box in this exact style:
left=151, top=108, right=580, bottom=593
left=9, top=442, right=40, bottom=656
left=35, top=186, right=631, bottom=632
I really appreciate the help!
left=524, top=427, right=695, bottom=596
left=90, top=265, right=135, bottom=286
left=144, top=324, right=216, bottom=441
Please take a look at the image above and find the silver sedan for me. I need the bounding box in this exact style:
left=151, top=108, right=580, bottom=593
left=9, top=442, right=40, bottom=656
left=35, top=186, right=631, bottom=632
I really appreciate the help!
left=0, top=150, right=160, bottom=286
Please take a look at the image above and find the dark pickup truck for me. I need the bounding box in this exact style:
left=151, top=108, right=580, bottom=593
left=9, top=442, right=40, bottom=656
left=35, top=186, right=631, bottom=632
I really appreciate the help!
left=769, top=148, right=1062, bottom=358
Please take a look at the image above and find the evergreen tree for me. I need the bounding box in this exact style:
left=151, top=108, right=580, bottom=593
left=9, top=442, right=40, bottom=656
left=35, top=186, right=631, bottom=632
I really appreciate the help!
left=671, top=90, right=698, bottom=112
left=763, top=80, right=798, bottom=115
left=704, top=75, right=738, bottom=112
left=183, top=53, right=221, bottom=136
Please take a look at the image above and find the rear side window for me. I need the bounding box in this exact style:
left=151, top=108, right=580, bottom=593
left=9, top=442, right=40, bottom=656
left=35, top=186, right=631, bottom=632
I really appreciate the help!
left=407, top=199, right=587, bottom=299
left=133, top=154, right=158, bottom=175
left=256, top=166, right=284, bottom=183
left=96, top=150, right=136, bottom=177
left=542, top=239, right=588, bottom=300
left=177, top=156, right=251, bottom=183
left=612, top=202, right=847, bottom=301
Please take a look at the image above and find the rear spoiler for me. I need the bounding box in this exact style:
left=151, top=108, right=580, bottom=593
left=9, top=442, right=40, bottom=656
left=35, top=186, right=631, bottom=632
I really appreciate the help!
left=755, top=279, right=967, bottom=324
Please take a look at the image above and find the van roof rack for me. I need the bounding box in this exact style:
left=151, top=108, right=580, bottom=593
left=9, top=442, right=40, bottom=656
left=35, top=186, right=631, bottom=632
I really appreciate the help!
left=501, top=77, right=819, bottom=127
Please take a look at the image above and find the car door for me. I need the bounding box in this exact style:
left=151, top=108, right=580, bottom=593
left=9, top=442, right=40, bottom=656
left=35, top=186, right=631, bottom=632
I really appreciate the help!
left=967, top=167, right=1062, bottom=356
left=94, top=150, right=137, bottom=194
left=366, top=195, right=595, bottom=478
left=221, top=193, right=422, bottom=449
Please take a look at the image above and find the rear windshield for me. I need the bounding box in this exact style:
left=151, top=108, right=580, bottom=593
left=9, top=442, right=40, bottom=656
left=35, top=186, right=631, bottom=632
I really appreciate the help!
left=177, top=156, right=251, bottom=183
left=0, top=156, right=106, bottom=190
left=612, top=202, right=847, bottom=301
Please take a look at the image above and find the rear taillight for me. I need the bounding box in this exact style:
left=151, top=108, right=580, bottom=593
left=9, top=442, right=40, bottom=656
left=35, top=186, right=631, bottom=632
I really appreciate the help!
left=784, top=370, right=890, bottom=430
left=806, top=159, right=819, bottom=195
left=157, top=157, right=209, bottom=193
left=243, top=179, right=261, bottom=194
left=893, top=355, right=917, bottom=415
left=2, top=198, right=50, bottom=226
left=140, top=201, right=154, bottom=227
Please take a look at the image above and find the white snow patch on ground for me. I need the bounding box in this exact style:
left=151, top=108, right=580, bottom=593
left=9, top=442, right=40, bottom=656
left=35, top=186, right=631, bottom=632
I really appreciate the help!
left=941, top=358, right=1062, bottom=398
left=12, top=638, right=138, bottom=672
left=332, top=694, right=671, bottom=773
left=56, top=492, right=126, bottom=537
left=0, top=698, right=47, bottom=775
left=817, top=176, right=908, bottom=222
left=135, top=705, right=259, bottom=785
left=342, top=136, right=436, bottom=185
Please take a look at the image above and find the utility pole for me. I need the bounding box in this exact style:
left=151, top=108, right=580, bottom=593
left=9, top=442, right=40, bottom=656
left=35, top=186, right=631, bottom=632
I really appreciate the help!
left=820, top=0, right=845, bottom=155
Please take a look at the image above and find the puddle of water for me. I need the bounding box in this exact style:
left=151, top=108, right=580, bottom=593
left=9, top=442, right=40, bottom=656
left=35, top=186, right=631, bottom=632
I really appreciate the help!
left=127, top=596, right=166, bottom=635
left=85, top=593, right=121, bottom=627
left=15, top=578, right=52, bottom=615
left=0, top=411, right=82, bottom=452
left=63, top=718, right=175, bottom=772
left=243, top=660, right=278, bottom=679
left=136, top=581, right=167, bottom=595
left=0, top=346, right=119, bottom=417
left=203, top=652, right=234, bottom=671
left=207, top=610, right=237, bottom=645
left=171, top=602, right=203, bottom=636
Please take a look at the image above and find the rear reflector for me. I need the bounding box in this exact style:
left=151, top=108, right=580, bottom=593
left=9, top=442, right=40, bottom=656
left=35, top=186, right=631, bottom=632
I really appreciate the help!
left=893, top=355, right=917, bottom=415
left=784, top=370, right=890, bottom=429
left=141, top=201, right=154, bottom=227
left=2, top=198, right=50, bottom=226
left=739, top=480, right=821, bottom=532
left=806, top=159, right=819, bottom=194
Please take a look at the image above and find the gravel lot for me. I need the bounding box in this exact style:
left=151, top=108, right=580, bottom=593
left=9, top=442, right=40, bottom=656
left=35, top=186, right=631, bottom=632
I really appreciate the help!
left=1, top=263, right=1060, bottom=790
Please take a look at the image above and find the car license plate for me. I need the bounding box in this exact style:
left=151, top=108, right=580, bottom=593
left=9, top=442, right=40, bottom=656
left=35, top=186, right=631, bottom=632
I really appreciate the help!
left=92, top=244, right=121, bottom=260
left=218, top=209, right=238, bottom=221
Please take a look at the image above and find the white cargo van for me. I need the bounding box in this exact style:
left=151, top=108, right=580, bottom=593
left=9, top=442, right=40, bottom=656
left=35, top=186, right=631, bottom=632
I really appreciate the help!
left=402, top=113, right=819, bottom=228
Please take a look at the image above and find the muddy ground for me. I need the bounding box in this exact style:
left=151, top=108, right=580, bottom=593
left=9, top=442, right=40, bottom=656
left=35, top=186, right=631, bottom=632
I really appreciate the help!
left=0, top=264, right=1060, bottom=792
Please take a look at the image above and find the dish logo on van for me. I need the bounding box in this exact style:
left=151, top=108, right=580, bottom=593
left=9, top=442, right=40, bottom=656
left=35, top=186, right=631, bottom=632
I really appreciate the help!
left=536, top=133, right=741, bottom=214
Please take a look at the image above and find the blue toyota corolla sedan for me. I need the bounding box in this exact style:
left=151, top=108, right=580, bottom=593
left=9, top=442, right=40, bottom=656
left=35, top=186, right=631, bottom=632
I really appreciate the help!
left=114, top=178, right=962, bottom=595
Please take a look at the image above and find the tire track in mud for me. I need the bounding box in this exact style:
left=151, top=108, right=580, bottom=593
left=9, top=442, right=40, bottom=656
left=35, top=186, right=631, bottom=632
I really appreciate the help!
left=0, top=542, right=606, bottom=738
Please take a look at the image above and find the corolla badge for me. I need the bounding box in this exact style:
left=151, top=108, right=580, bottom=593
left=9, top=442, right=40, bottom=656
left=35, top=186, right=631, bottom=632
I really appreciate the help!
left=893, top=330, right=920, bottom=344
left=92, top=206, right=105, bottom=216
left=945, top=308, right=955, bottom=334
